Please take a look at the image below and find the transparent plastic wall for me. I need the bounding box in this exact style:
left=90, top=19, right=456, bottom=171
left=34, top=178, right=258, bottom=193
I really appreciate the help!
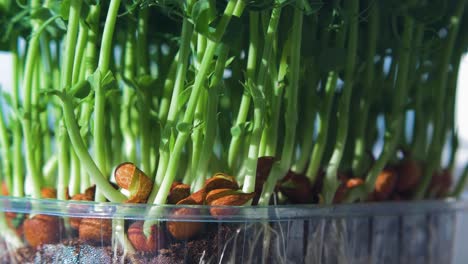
left=0, top=197, right=466, bottom=264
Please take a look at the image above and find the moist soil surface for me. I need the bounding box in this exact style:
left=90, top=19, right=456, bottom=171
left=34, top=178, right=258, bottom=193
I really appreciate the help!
left=1, top=224, right=242, bottom=264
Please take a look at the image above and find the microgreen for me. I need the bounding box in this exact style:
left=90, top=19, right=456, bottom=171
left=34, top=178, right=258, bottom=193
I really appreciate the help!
left=0, top=0, right=466, bottom=222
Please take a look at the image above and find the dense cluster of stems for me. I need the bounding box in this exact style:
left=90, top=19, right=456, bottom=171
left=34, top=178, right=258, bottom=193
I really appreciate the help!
left=0, top=0, right=467, bottom=207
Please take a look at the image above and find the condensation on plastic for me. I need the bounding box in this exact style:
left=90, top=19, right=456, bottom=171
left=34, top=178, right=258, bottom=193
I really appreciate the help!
left=0, top=196, right=467, bottom=263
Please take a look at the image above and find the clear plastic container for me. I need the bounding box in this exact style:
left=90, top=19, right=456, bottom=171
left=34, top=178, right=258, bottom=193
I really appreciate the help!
left=0, top=196, right=467, bottom=263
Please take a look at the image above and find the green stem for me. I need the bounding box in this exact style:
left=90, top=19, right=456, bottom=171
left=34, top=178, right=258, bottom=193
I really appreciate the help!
left=351, top=2, right=378, bottom=176
left=346, top=14, right=415, bottom=202
left=258, top=50, right=278, bottom=158
left=446, top=52, right=462, bottom=171
left=262, top=36, right=287, bottom=157
left=78, top=100, right=93, bottom=191
left=303, top=6, right=337, bottom=182
left=61, top=0, right=82, bottom=89
left=105, top=108, right=115, bottom=171
left=79, top=6, right=101, bottom=186
left=322, top=0, right=359, bottom=204
left=242, top=5, right=281, bottom=194
left=57, top=93, right=126, bottom=202
left=190, top=92, right=207, bottom=187
left=152, top=19, right=193, bottom=191
left=305, top=72, right=338, bottom=182
left=112, top=99, right=124, bottom=166
left=158, top=58, right=178, bottom=126
left=21, top=0, right=43, bottom=198
left=10, top=36, right=24, bottom=197
left=139, top=83, right=151, bottom=174
left=72, top=22, right=89, bottom=85
left=57, top=125, right=71, bottom=200
left=12, top=121, right=23, bottom=197
left=291, top=30, right=319, bottom=174
left=414, top=0, right=466, bottom=199
left=405, top=23, right=425, bottom=149
left=43, top=155, right=57, bottom=186
left=97, top=0, right=120, bottom=74
left=0, top=99, right=12, bottom=193
left=411, top=24, right=429, bottom=161
left=38, top=58, right=52, bottom=172
left=192, top=46, right=228, bottom=191
left=259, top=9, right=302, bottom=205
left=137, top=8, right=149, bottom=76
left=94, top=0, right=120, bottom=201
left=136, top=7, right=151, bottom=174
left=121, top=26, right=137, bottom=163
left=166, top=29, right=195, bottom=123
left=227, top=12, right=258, bottom=172
left=33, top=62, right=44, bottom=182
left=151, top=0, right=245, bottom=206
left=85, top=5, right=101, bottom=77
left=69, top=148, right=81, bottom=196
left=196, top=34, right=207, bottom=63
left=57, top=0, right=82, bottom=200
left=75, top=5, right=99, bottom=194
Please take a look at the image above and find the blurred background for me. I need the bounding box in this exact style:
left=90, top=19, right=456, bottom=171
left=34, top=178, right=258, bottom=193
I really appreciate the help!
left=453, top=54, right=468, bottom=264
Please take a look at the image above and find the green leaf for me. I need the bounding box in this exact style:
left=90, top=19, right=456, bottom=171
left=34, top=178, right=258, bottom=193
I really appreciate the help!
left=177, top=86, right=192, bottom=112
left=230, top=122, right=253, bottom=137
left=54, top=17, right=67, bottom=30
left=88, top=69, right=102, bottom=91
left=160, top=126, right=172, bottom=146
left=230, top=125, right=242, bottom=137
left=224, top=56, right=235, bottom=68
left=60, top=0, right=71, bottom=20
left=121, top=76, right=151, bottom=103
left=149, top=108, right=159, bottom=119
left=69, top=79, right=92, bottom=99
left=105, top=88, right=119, bottom=99
left=191, top=0, right=216, bottom=37
left=176, top=122, right=192, bottom=134
left=79, top=124, right=89, bottom=138
left=89, top=70, right=117, bottom=100
left=244, top=121, right=253, bottom=133
left=102, top=70, right=116, bottom=90
left=245, top=79, right=266, bottom=111
left=121, top=76, right=138, bottom=90
left=31, top=7, right=53, bottom=20
left=137, top=75, right=155, bottom=88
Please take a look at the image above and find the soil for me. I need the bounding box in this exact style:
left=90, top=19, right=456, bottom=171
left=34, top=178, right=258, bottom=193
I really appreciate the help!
left=0, top=209, right=457, bottom=264
left=0, top=223, right=242, bottom=264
